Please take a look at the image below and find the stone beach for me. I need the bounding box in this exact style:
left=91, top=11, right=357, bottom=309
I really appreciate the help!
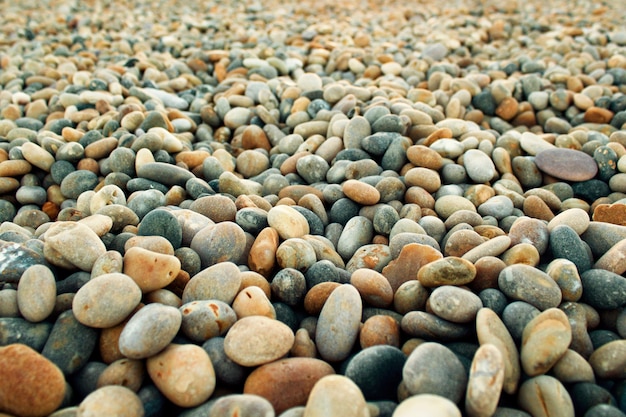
left=1, top=0, right=626, bottom=415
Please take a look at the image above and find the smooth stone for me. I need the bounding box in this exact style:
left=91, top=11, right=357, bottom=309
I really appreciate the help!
left=417, top=257, right=476, bottom=287
left=17, top=264, right=56, bottom=322
left=243, top=358, right=335, bottom=414
left=42, top=310, right=98, bottom=375
left=179, top=299, right=236, bottom=342
left=72, top=273, right=142, bottom=328
left=429, top=286, right=483, bottom=323
left=268, top=205, right=310, bottom=239
left=580, top=269, right=626, bottom=309
left=434, top=195, right=477, bottom=219
left=476, top=308, right=521, bottom=394
left=581, top=221, right=626, bottom=258
left=345, top=345, right=406, bottom=401
left=316, top=284, right=362, bottom=362
left=0, top=344, right=66, bottom=417
left=498, top=264, right=562, bottom=310
left=403, top=342, right=467, bottom=403
left=147, top=343, right=215, bottom=407
left=518, top=375, right=574, bottom=417
left=137, top=209, right=183, bottom=249
left=137, top=162, right=195, bottom=187
left=303, top=375, right=369, bottom=417
left=461, top=236, right=512, bottom=263
left=43, top=222, right=106, bottom=271
left=77, top=385, right=144, bottom=417
left=465, top=344, right=505, bottom=417
left=594, top=239, right=626, bottom=275
left=464, top=149, right=496, bottom=183
left=350, top=268, right=394, bottom=308
left=123, top=246, right=181, bottom=293
left=337, top=216, right=374, bottom=260
left=118, top=303, right=182, bottom=359
left=59, top=170, right=99, bottom=199
left=208, top=394, right=275, bottom=417
left=201, top=337, right=247, bottom=388
left=182, top=261, right=241, bottom=304
left=393, top=394, right=461, bottom=417
left=224, top=316, right=295, bottom=367
left=535, top=148, right=598, bottom=181
left=588, top=340, right=626, bottom=379
left=549, top=225, right=592, bottom=273
left=521, top=308, right=572, bottom=376
left=508, top=217, right=549, bottom=255
left=190, top=222, right=248, bottom=268
left=545, top=259, right=583, bottom=301
left=0, top=318, right=52, bottom=351
left=232, top=285, right=276, bottom=319
left=551, top=349, right=596, bottom=383
left=401, top=311, right=470, bottom=341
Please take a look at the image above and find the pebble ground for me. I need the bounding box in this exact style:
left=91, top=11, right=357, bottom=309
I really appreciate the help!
left=0, top=0, right=626, bottom=416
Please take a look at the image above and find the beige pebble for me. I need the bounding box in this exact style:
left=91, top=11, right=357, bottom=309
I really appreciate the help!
left=303, top=375, right=369, bottom=417
left=343, top=179, right=381, bottom=205
left=97, top=358, right=145, bottom=392
left=547, top=208, right=590, bottom=234
left=521, top=308, right=572, bottom=377
left=518, top=375, right=574, bottom=417
left=588, top=340, right=626, bottom=379
left=147, top=343, right=215, bottom=407
left=465, top=344, right=504, bottom=417
left=77, top=385, right=144, bottom=417
left=72, top=273, right=142, bottom=328
left=267, top=205, right=310, bottom=239
left=417, top=256, right=476, bottom=287
left=17, top=265, right=56, bottom=322
left=476, top=308, right=520, bottom=394
left=43, top=221, right=107, bottom=271
left=394, top=394, right=461, bottom=417
left=232, top=286, right=276, bottom=319
left=224, top=315, right=295, bottom=367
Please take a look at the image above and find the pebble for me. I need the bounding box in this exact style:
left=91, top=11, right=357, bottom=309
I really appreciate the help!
left=316, top=284, right=362, bottom=362
left=224, top=315, right=295, bottom=367
left=0, top=344, right=66, bottom=417
left=393, top=394, right=461, bottom=417
left=147, top=343, right=215, bottom=407
left=43, top=221, right=106, bottom=271
left=123, top=246, right=181, bottom=293
left=243, top=357, right=335, bottom=414
left=17, top=264, right=56, bottom=323
left=77, top=385, right=144, bottom=417
left=72, top=273, right=142, bottom=328
left=303, top=375, right=369, bottom=417
left=403, top=342, right=468, bottom=404
left=498, top=264, right=562, bottom=310
left=118, top=303, right=182, bottom=359
left=535, top=148, right=598, bottom=182
left=518, top=375, right=575, bottom=417
left=208, top=394, right=275, bottom=417
left=520, top=308, right=572, bottom=376
left=465, top=344, right=505, bottom=417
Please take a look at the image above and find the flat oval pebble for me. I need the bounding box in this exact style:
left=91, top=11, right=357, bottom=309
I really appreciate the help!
left=147, top=343, right=215, bottom=408
left=17, top=264, right=56, bottom=323
left=243, top=357, right=335, bottom=414
left=518, top=375, right=575, bottom=417
left=77, top=385, right=144, bottom=417
left=316, top=284, right=362, bottom=362
left=403, top=342, right=467, bottom=403
left=0, top=344, right=66, bottom=417
left=498, top=264, right=562, bottom=310
left=394, top=394, right=462, bottom=417
left=417, top=256, right=476, bottom=287
left=429, top=285, right=483, bottom=323
left=73, top=273, right=142, bottom=328
left=118, top=303, right=182, bottom=359
left=303, top=375, right=369, bottom=417
left=521, top=308, right=572, bottom=376
left=588, top=340, right=626, bottom=379
left=535, top=148, right=598, bottom=181
left=208, top=394, right=275, bottom=417
left=190, top=222, right=248, bottom=267
left=43, top=221, right=106, bottom=271
left=224, top=315, right=295, bottom=367
left=465, top=344, right=505, bottom=417
left=182, top=261, right=242, bottom=304
left=267, top=205, right=310, bottom=239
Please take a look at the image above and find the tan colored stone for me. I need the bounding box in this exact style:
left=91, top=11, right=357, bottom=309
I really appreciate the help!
left=417, top=256, right=476, bottom=287
left=303, top=375, right=369, bottom=417
left=382, top=243, right=443, bottom=292
left=147, top=344, right=215, bottom=407
left=123, top=246, right=181, bottom=293
left=232, top=286, right=276, bottom=319
left=350, top=268, right=393, bottom=308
